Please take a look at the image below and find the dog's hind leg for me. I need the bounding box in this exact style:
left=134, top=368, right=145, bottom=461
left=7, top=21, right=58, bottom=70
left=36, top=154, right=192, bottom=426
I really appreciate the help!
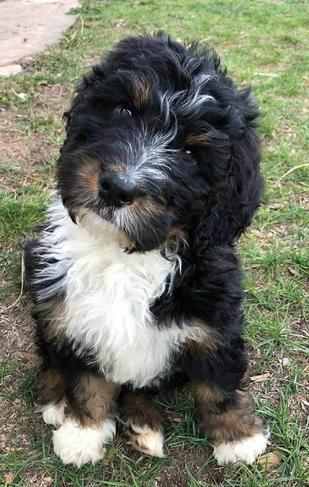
left=118, top=388, right=165, bottom=458
left=52, top=371, right=119, bottom=467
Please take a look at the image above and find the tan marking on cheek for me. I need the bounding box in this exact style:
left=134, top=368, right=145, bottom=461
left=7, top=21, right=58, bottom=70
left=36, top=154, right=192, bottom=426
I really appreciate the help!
left=186, top=132, right=210, bottom=146
left=77, top=158, right=101, bottom=194
left=127, top=197, right=166, bottom=216
left=118, top=231, right=135, bottom=249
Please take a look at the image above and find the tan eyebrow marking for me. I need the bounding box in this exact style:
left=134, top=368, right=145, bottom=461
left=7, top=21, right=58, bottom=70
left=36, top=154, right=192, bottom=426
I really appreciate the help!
left=186, top=132, right=210, bottom=146
left=131, top=78, right=151, bottom=108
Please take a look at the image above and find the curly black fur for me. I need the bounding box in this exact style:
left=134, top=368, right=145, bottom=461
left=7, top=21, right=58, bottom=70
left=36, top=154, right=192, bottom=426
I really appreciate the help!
left=25, top=33, right=266, bottom=465
left=58, top=33, right=262, bottom=250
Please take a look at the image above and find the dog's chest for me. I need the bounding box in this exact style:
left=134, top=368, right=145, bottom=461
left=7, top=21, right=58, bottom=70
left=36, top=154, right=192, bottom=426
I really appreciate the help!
left=54, top=221, right=190, bottom=387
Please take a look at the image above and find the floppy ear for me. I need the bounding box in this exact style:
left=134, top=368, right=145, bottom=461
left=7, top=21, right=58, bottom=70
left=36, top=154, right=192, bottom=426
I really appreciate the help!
left=191, top=93, right=263, bottom=250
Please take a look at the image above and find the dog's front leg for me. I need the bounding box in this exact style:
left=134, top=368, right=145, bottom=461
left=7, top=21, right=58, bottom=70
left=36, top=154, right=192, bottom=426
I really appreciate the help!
left=52, top=370, right=119, bottom=467
left=117, top=388, right=164, bottom=457
left=190, top=339, right=269, bottom=465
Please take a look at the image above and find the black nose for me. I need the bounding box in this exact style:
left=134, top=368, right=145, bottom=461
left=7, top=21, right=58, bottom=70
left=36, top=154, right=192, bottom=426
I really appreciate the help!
left=99, top=172, right=136, bottom=207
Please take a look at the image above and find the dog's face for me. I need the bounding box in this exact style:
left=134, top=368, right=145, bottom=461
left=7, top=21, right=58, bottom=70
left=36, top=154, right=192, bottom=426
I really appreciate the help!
left=57, top=34, right=261, bottom=251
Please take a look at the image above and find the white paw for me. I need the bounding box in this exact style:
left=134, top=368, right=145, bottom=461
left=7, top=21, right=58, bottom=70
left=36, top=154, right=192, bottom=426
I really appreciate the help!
left=213, top=430, right=269, bottom=465
left=53, top=418, right=116, bottom=467
left=130, top=424, right=164, bottom=458
left=40, top=400, right=66, bottom=427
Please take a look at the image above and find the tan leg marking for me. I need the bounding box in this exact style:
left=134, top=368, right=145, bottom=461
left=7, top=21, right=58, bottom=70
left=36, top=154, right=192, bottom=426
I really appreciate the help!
left=194, top=382, right=269, bottom=465
left=119, top=390, right=164, bottom=458
left=53, top=373, right=119, bottom=467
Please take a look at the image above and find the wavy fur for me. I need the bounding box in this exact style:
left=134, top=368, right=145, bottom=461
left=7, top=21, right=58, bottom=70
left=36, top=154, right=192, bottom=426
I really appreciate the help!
left=25, top=33, right=267, bottom=467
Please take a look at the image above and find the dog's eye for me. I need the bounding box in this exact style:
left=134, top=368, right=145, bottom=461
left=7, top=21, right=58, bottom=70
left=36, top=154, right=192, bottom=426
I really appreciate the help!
left=183, top=148, right=197, bottom=166
left=114, top=105, right=132, bottom=116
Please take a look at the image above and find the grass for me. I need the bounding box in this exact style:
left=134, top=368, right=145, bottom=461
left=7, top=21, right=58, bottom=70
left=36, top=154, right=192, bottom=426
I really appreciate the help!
left=0, top=0, right=308, bottom=485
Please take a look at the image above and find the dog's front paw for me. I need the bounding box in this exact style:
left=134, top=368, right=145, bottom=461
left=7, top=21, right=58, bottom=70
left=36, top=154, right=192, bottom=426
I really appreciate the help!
left=128, top=423, right=164, bottom=458
left=40, top=400, right=66, bottom=427
left=53, top=418, right=115, bottom=467
left=213, top=429, right=270, bottom=465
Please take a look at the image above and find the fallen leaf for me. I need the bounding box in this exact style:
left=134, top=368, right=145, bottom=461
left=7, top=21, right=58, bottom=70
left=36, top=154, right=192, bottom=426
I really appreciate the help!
left=288, top=266, right=297, bottom=276
left=258, top=451, right=282, bottom=469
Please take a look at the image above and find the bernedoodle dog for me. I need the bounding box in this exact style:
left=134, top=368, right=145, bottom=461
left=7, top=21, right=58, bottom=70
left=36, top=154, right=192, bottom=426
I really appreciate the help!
left=25, top=33, right=269, bottom=467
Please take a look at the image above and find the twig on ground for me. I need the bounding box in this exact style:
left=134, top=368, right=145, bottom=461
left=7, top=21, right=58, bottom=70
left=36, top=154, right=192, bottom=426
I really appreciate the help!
left=274, top=163, right=309, bottom=187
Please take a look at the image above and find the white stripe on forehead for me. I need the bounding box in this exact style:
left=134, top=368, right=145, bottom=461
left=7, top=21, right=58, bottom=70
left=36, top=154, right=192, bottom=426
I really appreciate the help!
left=106, top=75, right=216, bottom=183
left=129, top=76, right=216, bottom=180
left=134, top=128, right=177, bottom=180
left=167, top=73, right=216, bottom=117
left=107, top=127, right=177, bottom=183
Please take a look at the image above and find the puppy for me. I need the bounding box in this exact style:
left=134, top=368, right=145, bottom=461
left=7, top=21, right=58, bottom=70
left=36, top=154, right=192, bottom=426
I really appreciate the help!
left=25, top=33, right=268, bottom=467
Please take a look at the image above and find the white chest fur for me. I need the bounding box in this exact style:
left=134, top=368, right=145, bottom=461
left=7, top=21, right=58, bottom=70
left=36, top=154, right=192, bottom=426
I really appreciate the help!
left=35, top=200, right=201, bottom=388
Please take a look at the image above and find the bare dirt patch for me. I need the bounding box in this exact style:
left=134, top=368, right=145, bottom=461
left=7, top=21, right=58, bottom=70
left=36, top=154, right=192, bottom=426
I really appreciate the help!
left=0, top=298, right=38, bottom=450
left=34, top=82, right=73, bottom=117
left=156, top=446, right=224, bottom=486
left=0, top=370, right=35, bottom=452
left=0, top=83, right=73, bottom=189
left=0, top=301, right=36, bottom=365
left=0, top=109, right=53, bottom=191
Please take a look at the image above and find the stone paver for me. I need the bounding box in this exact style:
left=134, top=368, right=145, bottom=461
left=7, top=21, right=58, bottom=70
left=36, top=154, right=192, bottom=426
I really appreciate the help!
left=0, top=63, right=22, bottom=76
left=0, top=0, right=79, bottom=75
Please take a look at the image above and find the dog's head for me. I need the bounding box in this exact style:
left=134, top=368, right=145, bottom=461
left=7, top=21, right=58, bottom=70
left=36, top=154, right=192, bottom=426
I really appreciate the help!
left=57, top=33, right=262, bottom=252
